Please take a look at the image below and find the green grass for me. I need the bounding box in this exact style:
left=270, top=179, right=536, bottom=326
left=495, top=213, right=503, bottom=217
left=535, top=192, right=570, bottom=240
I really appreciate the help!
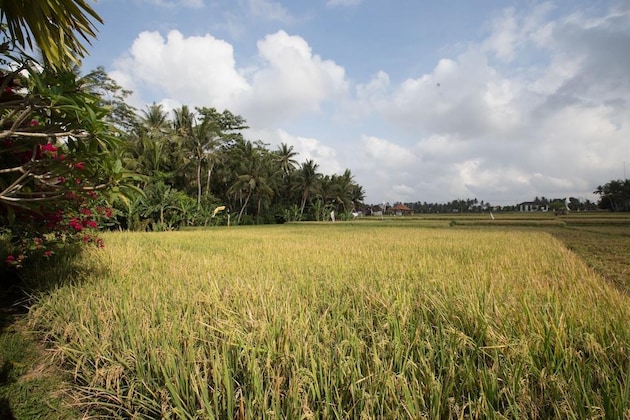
left=18, top=222, right=630, bottom=418
left=0, top=316, right=81, bottom=419
left=546, top=225, right=630, bottom=294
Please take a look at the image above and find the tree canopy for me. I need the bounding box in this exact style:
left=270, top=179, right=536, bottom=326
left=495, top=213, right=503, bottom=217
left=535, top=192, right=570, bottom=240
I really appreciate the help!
left=595, top=179, right=630, bottom=212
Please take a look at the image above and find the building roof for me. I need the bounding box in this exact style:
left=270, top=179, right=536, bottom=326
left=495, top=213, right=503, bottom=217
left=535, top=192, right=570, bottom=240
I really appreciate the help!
left=392, top=203, right=412, bottom=211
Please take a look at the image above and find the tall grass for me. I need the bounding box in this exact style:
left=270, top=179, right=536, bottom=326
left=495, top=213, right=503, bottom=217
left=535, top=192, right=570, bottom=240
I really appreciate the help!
left=29, top=224, right=630, bottom=418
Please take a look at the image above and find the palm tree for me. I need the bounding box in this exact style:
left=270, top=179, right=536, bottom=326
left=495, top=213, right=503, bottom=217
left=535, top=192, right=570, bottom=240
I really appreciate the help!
left=0, top=0, right=102, bottom=69
left=227, top=140, right=266, bottom=223
left=349, top=183, right=366, bottom=210
left=126, top=104, right=173, bottom=182
left=296, top=159, right=321, bottom=218
left=275, top=143, right=299, bottom=177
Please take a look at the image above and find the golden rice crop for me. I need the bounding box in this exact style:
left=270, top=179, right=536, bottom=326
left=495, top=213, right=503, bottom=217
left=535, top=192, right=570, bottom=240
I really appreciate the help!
left=29, top=224, right=630, bottom=419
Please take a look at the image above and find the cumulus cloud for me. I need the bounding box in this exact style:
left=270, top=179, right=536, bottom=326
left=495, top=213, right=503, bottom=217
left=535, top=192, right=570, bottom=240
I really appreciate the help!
left=111, top=29, right=347, bottom=126
left=275, top=129, right=342, bottom=175
left=239, top=30, right=348, bottom=123
left=112, top=30, right=249, bottom=110
left=362, top=135, right=416, bottom=169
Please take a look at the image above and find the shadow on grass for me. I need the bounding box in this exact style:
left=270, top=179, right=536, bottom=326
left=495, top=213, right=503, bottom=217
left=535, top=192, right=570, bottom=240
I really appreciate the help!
left=0, top=244, right=109, bottom=419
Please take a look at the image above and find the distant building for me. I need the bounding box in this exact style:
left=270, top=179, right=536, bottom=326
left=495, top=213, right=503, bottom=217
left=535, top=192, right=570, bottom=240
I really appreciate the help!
left=518, top=202, right=548, bottom=212
left=391, top=203, right=413, bottom=216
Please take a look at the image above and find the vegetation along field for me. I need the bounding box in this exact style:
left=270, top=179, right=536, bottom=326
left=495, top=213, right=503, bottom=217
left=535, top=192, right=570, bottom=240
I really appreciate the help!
left=5, top=214, right=628, bottom=419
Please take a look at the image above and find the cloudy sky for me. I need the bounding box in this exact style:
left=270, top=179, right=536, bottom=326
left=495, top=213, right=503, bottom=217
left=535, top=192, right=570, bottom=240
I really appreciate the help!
left=83, top=0, right=630, bottom=205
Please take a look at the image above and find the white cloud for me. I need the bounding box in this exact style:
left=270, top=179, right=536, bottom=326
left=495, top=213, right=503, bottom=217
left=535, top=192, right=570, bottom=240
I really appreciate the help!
left=238, top=30, right=348, bottom=123
left=481, top=3, right=554, bottom=62
left=276, top=129, right=341, bottom=174
left=361, top=135, right=416, bottom=169
left=112, top=29, right=348, bottom=127
left=391, top=184, right=416, bottom=199
left=112, top=30, right=249, bottom=110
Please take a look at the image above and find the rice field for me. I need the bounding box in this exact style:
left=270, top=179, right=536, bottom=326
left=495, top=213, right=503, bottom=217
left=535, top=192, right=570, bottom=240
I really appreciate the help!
left=28, top=222, right=630, bottom=418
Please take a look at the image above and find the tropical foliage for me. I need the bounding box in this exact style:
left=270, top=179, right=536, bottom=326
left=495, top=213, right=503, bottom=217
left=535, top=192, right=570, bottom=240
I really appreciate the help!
left=0, top=3, right=141, bottom=270
left=595, top=179, right=630, bottom=211
left=119, top=103, right=365, bottom=229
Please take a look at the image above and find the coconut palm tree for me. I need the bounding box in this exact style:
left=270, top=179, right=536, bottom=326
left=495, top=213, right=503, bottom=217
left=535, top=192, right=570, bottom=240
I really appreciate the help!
left=296, top=159, right=321, bottom=218
left=126, top=104, right=173, bottom=182
left=0, top=0, right=102, bottom=69
left=275, top=143, right=299, bottom=177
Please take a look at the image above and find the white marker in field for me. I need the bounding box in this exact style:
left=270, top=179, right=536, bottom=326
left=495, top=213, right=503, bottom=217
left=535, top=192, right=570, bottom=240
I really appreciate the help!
left=212, top=205, right=226, bottom=217
left=330, top=210, right=335, bottom=222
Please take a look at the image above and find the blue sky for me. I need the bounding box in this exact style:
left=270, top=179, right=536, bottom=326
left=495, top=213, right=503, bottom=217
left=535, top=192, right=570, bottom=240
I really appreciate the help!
left=83, top=0, right=630, bottom=205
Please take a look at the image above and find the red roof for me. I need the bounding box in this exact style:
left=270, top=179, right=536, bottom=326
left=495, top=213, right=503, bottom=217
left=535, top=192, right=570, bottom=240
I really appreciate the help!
left=392, top=204, right=412, bottom=211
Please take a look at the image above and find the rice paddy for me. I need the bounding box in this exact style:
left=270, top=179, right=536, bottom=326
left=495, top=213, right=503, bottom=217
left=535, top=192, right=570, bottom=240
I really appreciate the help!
left=22, top=217, right=630, bottom=418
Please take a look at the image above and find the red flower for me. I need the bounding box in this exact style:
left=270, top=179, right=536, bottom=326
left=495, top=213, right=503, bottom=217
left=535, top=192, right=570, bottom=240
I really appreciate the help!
left=74, top=162, right=85, bottom=170
left=40, top=143, right=58, bottom=156
left=44, top=250, right=52, bottom=258
left=69, top=218, right=83, bottom=231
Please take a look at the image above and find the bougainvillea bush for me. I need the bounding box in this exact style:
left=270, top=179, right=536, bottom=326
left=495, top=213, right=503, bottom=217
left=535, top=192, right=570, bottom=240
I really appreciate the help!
left=0, top=47, right=139, bottom=275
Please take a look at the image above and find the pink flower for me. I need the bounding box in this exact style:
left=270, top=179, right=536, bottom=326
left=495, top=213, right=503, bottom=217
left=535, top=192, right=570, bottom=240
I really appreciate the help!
left=40, top=143, right=58, bottom=155
left=29, top=120, right=38, bottom=126
left=74, top=162, right=85, bottom=170
left=44, top=250, right=52, bottom=258
left=69, top=218, right=83, bottom=231
left=80, top=208, right=92, bottom=217
left=5, top=255, right=15, bottom=263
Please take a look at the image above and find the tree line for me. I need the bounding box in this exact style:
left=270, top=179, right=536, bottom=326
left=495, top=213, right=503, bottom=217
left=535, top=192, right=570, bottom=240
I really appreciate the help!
left=99, top=78, right=366, bottom=229
left=386, top=196, right=602, bottom=215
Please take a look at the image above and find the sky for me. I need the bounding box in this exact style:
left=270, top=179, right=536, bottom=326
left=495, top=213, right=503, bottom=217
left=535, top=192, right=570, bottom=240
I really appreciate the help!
left=82, top=0, right=630, bottom=206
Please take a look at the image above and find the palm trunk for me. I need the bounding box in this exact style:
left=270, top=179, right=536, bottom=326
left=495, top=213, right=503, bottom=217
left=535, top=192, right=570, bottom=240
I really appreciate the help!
left=237, top=190, right=252, bottom=224
left=300, top=192, right=308, bottom=217
left=196, top=160, right=202, bottom=205
left=205, top=162, right=215, bottom=197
